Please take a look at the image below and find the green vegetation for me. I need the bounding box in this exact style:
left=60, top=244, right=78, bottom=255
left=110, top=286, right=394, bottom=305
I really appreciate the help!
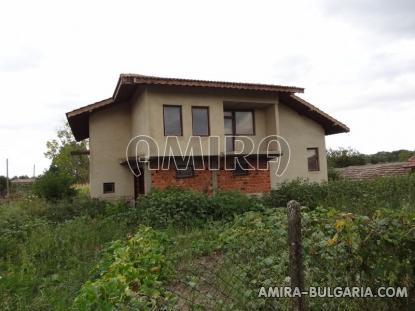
left=33, top=166, right=77, bottom=201
left=73, top=226, right=175, bottom=310
left=45, top=121, right=89, bottom=184
left=327, top=147, right=415, bottom=168
left=136, top=188, right=263, bottom=228
left=0, top=195, right=136, bottom=310
left=264, top=174, right=415, bottom=214
left=1, top=176, right=414, bottom=310
left=0, top=176, right=7, bottom=197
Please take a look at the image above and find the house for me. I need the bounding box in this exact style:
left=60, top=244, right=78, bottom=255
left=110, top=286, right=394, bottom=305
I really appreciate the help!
left=337, top=156, right=415, bottom=180
left=66, top=74, right=349, bottom=200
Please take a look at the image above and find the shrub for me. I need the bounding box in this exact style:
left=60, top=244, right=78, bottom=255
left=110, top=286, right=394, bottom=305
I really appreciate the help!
left=73, top=226, right=175, bottom=310
left=218, top=207, right=415, bottom=309
left=263, top=179, right=326, bottom=208
left=265, top=174, right=415, bottom=214
left=136, top=187, right=210, bottom=228
left=209, top=191, right=264, bottom=220
left=135, top=187, right=264, bottom=228
left=33, top=167, right=76, bottom=201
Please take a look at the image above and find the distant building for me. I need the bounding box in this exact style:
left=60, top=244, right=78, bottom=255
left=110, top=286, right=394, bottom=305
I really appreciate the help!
left=337, top=157, right=415, bottom=180
left=10, top=178, right=36, bottom=184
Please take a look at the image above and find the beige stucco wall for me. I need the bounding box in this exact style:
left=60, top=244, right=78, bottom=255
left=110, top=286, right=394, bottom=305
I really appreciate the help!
left=89, top=102, right=134, bottom=199
left=271, top=102, right=328, bottom=187
left=129, top=86, right=279, bottom=158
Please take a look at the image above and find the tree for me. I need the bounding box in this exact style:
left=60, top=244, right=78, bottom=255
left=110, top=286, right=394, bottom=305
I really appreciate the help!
left=327, top=147, right=366, bottom=168
left=45, top=121, right=89, bottom=183
left=0, top=176, right=7, bottom=197
left=33, top=165, right=76, bottom=201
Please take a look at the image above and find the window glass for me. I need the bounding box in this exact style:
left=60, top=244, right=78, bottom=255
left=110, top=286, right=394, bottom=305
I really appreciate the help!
left=103, top=182, right=115, bottom=193
left=164, top=106, right=182, bottom=136
left=192, top=107, right=209, bottom=136
left=224, top=118, right=233, bottom=135
left=175, top=164, right=195, bottom=178
left=307, top=148, right=320, bottom=171
left=225, top=136, right=234, bottom=152
left=235, top=111, right=254, bottom=135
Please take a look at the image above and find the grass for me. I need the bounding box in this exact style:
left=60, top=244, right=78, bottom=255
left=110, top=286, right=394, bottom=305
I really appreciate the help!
left=264, top=173, right=415, bottom=214
left=1, top=175, right=415, bottom=310
left=0, top=197, right=136, bottom=310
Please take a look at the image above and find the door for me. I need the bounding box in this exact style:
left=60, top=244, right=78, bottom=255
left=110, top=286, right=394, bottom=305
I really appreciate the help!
left=134, top=168, right=145, bottom=199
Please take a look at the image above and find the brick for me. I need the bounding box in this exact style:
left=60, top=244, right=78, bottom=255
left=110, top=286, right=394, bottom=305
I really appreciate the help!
left=151, top=158, right=270, bottom=193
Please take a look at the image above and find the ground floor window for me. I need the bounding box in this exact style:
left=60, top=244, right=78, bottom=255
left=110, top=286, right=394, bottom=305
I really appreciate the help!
left=175, top=164, right=195, bottom=178
left=103, top=182, right=115, bottom=193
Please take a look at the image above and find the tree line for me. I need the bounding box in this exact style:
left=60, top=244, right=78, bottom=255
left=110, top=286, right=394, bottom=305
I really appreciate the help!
left=327, top=147, right=415, bottom=168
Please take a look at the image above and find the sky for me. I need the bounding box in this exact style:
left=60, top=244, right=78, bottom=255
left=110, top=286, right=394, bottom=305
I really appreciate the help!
left=0, top=0, right=414, bottom=177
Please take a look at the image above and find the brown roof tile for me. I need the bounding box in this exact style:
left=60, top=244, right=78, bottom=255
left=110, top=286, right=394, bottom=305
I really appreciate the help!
left=337, top=162, right=412, bottom=180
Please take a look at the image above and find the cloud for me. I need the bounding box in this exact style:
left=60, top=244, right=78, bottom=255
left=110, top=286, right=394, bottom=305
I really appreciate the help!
left=0, top=47, right=43, bottom=72
left=1, top=0, right=415, bottom=177
left=322, top=0, right=415, bottom=37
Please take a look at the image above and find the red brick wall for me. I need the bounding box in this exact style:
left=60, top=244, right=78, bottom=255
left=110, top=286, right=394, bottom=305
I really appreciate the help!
left=151, top=167, right=212, bottom=192
left=151, top=158, right=270, bottom=194
left=217, top=159, right=270, bottom=193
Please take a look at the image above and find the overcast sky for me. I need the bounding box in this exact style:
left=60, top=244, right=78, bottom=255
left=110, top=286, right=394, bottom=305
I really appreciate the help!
left=1, top=0, right=414, bottom=177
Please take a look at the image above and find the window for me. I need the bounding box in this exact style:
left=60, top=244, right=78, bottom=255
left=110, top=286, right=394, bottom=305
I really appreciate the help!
left=175, top=163, right=195, bottom=179
left=224, top=110, right=255, bottom=136
left=233, top=158, right=249, bottom=176
left=235, top=111, right=254, bottom=135
left=163, top=105, right=182, bottom=136
left=307, top=148, right=320, bottom=171
left=192, top=107, right=210, bottom=136
left=103, top=182, right=115, bottom=193
left=224, top=110, right=255, bottom=152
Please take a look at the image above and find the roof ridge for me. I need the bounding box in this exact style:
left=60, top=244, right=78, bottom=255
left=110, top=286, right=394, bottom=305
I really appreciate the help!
left=119, top=73, right=304, bottom=91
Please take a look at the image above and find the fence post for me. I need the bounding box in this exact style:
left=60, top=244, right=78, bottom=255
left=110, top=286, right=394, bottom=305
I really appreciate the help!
left=287, top=200, right=306, bottom=311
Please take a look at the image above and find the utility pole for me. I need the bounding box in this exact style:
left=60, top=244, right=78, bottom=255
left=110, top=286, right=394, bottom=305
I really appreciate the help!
left=6, top=158, right=9, bottom=198
left=33, top=164, right=36, bottom=178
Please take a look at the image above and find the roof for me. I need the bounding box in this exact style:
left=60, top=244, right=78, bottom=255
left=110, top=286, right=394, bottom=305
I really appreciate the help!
left=403, top=156, right=415, bottom=168
left=66, top=73, right=349, bottom=141
left=336, top=162, right=413, bottom=180
left=10, top=178, right=36, bottom=184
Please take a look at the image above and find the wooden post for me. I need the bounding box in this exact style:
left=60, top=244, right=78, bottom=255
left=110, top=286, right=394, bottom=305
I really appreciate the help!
left=287, top=200, right=306, bottom=311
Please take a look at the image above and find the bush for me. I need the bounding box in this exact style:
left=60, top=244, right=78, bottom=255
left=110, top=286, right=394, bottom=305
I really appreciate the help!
left=265, top=174, right=415, bottom=214
left=33, top=167, right=76, bottom=201
left=209, top=191, right=264, bottom=220
left=136, top=187, right=264, bottom=228
left=73, top=226, right=175, bottom=310
left=136, top=187, right=210, bottom=228
left=218, top=207, right=415, bottom=309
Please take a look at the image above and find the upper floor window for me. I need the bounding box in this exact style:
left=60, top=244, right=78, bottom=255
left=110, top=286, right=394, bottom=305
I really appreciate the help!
left=307, top=147, right=320, bottom=171
left=224, top=110, right=255, bottom=136
left=235, top=111, right=255, bottom=135
left=192, top=107, right=210, bottom=136
left=163, top=105, right=182, bottom=136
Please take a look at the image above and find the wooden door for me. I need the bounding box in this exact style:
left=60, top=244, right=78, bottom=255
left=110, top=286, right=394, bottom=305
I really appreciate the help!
left=134, top=169, right=145, bottom=199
